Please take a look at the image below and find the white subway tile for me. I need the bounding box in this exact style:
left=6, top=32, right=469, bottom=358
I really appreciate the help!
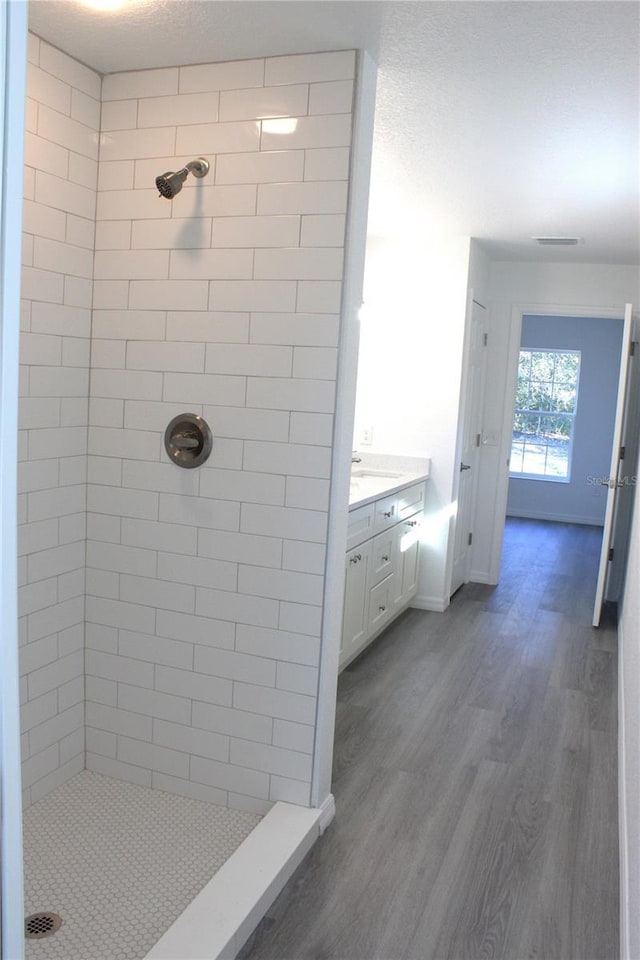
left=24, top=165, right=36, bottom=201
left=121, top=517, right=197, bottom=556
left=27, top=649, right=84, bottom=699
left=21, top=744, right=60, bottom=790
left=92, top=280, right=129, bottom=310
left=166, top=311, right=249, bottom=343
left=192, top=701, right=272, bottom=744
left=92, top=310, right=166, bottom=341
left=24, top=131, right=69, bottom=179
left=21, top=266, right=64, bottom=304
left=233, top=682, right=315, bottom=725
left=169, top=248, right=253, bottom=280
left=87, top=512, right=121, bottom=545
left=27, top=541, right=84, bottom=583
left=138, top=91, right=219, bottom=127
left=265, top=51, right=355, bottom=86
left=285, top=475, right=330, bottom=511
left=279, top=601, right=323, bottom=637
left=94, top=250, right=169, bottom=280
left=87, top=570, right=120, bottom=602
left=31, top=302, right=91, bottom=338
left=269, top=775, right=311, bottom=806
left=176, top=121, right=260, bottom=157
left=262, top=114, right=351, bottom=152
left=240, top=503, right=326, bottom=542
left=39, top=42, right=101, bottom=99
left=87, top=484, right=159, bottom=520
left=156, top=609, right=235, bottom=651
left=38, top=105, right=99, bottom=160
left=101, top=100, right=138, bottom=132
left=230, top=738, right=311, bottom=781
left=204, top=343, right=291, bottom=377
left=20, top=397, right=60, bottom=430
left=239, top=565, right=323, bottom=606
left=153, top=719, right=229, bottom=762
left=118, top=737, right=189, bottom=778
left=130, top=280, right=208, bottom=311
left=151, top=772, right=227, bottom=806
left=297, top=280, right=343, bottom=313
left=244, top=440, right=331, bottom=479
left=120, top=573, right=195, bottom=614
left=71, top=88, right=101, bottom=129
left=86, top=595, right=156, bottom=634
left=246, top=377, right=335, bottom=414
left=122, top=459, right=199, bottom=496
left=28, top=33, right=40, bottom=66
left=215, top=150, right=304, bottom=185
left=126, top=340, right=205, bottom=372
left=210, top=214, right=299, bottom=249
left=64, top=276, right=93, bottom=308
left=277, top=661, right=319, bottom=696
left=58, top=567, right=86, bottom=602
left=304, top=146, right=350, bottom=181
left=96, top=189, right=170, bottom=221
left=155, top=664, right=232, bottom=708
left=273, top=718, right=315, bottom=754
left=289, top=412, right=333, bottom=446
left=250, top=312, right=339, bottom=347
left=18, top=518, right=58, bottom=557
left=199, top=468, right=284, bottom=506
left=282, top=540, right=326, bottom=576
left=300, top=214, right=346, bottom=246
left=86, top=541, right=156, bottom=578
left=131, top=218, right=212, bottom=250
left=18, top=459, right=58, bottom=494
left=87, top=454, right=122, bottom=487
left=157, top=552, right=237, bottom=591
left=102, top=68, right=179, bottom=101
left=90, top=339, right=126, bottom=369
left=59, top=456, right=88, bottom=487
left=19, top=630, right=58, bottom=673
left=86, top=727, right=116, bottom=757
left=91, top=369, right=163, bottom=401
left=255, top=247, right=343, bottom=281
left=162, top=372, right=245, bottom=406
left=118, top=630, right=193, bottom=670
left=195, top=586, right=279, bottom=629
left=86, top=623, right=118, bottom=655
left=22, top=233, right=34, bottom=267
left=95, top=221, right=132, bottom=250
left=190, top=755, right=269, bottom=800
left=33, top=236, right=94, bottom=278
left=195, top=646, right=276, bottom=687
left=87, top=647, right=156, bottom=689
left=87, top=425, right=159, bottom=459
left=98, top=159, right=134, bottom=193
left=68, top=153, right=98, bottom=190
left=118, top=683, right=192, bottom=725
left=66, top=214, right=96, bottom=249
left=86, top=753, right=151, bottom=787
left=309, top=79, right=354, bottom=115
left=86, top=701, right=152, bottom=740
left=220, top=84, right=308, bottom=122
left=258, top=180, right=348, bottom=216
left=185, top=184, right=257, bottom=218
left=179, top=60, right=264, bottom=94
left=23, top=199, right=66, bottom=241
left=209, top=280, right=296, bottom=313
left=292, top=346, right=338, bottom=381
left=28, top=484, right=87, bottom=523
left=29, top=366, right=88, bottom=398
left=198, top=528, right=282, bottom=568
left=20, top=332, right=61, bottom=366
left=21, top=690, right=58, bottom=735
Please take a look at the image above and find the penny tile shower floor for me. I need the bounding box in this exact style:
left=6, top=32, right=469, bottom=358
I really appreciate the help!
left=23, top=771, right=262, bottom=960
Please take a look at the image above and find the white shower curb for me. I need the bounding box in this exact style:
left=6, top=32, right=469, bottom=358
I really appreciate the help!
left=144, top=796, right=335, bottom=960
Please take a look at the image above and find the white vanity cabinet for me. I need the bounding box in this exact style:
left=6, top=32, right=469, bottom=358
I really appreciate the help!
left=340, top=480, right=425, bottom=670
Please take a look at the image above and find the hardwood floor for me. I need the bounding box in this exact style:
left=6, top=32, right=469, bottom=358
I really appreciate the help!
left=241, top=519, right=619, bottom=960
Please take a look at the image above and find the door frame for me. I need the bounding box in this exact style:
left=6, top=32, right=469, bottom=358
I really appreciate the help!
left=488, top=301, right=626, bottom=584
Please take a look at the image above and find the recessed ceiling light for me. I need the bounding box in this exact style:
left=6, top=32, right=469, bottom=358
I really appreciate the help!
left=532, top=236, right=582, bottom=246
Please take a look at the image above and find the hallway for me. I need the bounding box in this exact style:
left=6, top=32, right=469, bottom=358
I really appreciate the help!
left=242, top=519, right=619, bottom=960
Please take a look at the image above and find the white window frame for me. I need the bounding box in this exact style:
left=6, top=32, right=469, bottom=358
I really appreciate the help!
left=509, top=347, right=581, bottom=484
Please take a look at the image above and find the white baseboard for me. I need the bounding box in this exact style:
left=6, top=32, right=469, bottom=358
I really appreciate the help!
left=317, top=792, right=336, bottom=834
left=411, top=594, right=449, bottom=613
left=506, top=509, right=603, bottom=526
left=619, top=628, right=629, bottom=960
left=469, top=570, right=495, bottom=585
left=145, top=801, right=324, bottom=960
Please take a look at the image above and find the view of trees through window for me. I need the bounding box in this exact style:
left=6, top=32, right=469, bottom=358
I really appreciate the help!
left=510, top=348, right=581, bottom=480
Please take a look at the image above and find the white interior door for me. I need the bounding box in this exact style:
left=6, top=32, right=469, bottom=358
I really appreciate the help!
left=450, top=298, right=487, bottom=595
left=593, top=302, right=633, bottom=626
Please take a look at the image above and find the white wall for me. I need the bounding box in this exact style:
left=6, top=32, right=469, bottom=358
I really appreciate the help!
left=507, top=313, right=623, bottom=525
left=473, top=261, right=640, bottom=584
left=19, top=35, right=100, bottom=807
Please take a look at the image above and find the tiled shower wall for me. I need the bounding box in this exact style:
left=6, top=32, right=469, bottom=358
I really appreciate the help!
left=84, top=51, right=355, bottom=811
left=19, top=36, right=100, bottom=807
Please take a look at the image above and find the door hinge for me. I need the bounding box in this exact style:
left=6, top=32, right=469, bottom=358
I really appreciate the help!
left=620, top=445, right=626, bottom=459
left=609, top=547, right=614, bottom=561
left=476, top=433, right=481, bottom=447
left=631, top=341, right=636, bottom=357
left=468, top=532, right=473, bottom=546
left=483, top=333, right=488, bottom=346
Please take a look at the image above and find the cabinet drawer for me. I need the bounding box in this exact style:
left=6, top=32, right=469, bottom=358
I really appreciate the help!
left=370, top=529, right=395, bottom=586
left=347, top=502, right=375, bottom=550
left=373, top=493, right=398, bottom=533
left=398, top=482, right=425, bottom=520
left=368, top=573, right=395, bottom=633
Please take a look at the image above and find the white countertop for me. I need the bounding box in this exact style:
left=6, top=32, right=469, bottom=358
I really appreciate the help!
left=348, top=454, right=431, bottom=510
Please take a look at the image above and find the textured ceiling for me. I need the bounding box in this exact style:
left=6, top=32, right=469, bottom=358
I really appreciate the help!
left=28, top=0, right=640, bottom=264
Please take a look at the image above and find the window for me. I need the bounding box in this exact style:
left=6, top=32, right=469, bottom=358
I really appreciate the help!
left=510, top=348, right=581, bottom=481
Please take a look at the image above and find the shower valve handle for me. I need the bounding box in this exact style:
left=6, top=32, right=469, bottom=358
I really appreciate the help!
left=172, top=432, right=199, bottom=450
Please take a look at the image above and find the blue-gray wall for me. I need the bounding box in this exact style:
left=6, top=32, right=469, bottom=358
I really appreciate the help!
left=507, top=314, right=623, bottom=525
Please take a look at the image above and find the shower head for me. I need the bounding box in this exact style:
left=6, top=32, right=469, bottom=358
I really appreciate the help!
left=155, top=157, right=210, bottom=199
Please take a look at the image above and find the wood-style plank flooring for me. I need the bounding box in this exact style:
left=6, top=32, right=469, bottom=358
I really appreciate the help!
left=242, top=519, right=619, bottom=960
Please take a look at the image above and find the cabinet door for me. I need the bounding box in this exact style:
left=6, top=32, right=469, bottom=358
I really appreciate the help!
left=341, top=539, right=373, bottom=663
left=368, top=573, right=395, bottom=634
left=394, top=512, right=422, bottom=609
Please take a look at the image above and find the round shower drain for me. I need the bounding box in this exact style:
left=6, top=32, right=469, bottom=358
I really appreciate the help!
left=24, top=912, right=62, bottom=939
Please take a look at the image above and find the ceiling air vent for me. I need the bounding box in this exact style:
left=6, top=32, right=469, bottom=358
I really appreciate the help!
left=532, top=236, right=582, bottom=245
